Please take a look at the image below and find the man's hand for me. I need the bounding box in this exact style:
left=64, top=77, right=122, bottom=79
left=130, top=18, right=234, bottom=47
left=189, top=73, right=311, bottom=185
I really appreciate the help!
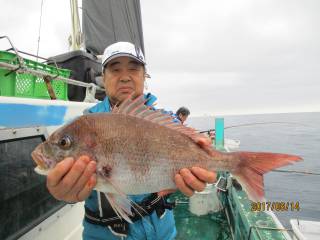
left=47, top=155, right=97, bottom=203
left=175, top=167, right=216, bottom=197
left=158, top=167, right=216, bottom=197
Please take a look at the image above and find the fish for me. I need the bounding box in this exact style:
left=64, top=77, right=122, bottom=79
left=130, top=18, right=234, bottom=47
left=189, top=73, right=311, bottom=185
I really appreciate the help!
left=31, top=95, right=302, bottom=222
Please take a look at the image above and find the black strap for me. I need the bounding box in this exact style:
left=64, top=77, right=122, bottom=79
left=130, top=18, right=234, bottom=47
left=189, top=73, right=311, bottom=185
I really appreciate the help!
left=84, top=193, right=176, bottom=236
left=85, top=206, right=129, bottom=236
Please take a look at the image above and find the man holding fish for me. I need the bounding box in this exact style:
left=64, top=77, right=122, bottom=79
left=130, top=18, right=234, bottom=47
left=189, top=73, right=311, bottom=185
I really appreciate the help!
left=32, top=42, right=301, bottom=239
left=44, top=42, right=217, bottom=239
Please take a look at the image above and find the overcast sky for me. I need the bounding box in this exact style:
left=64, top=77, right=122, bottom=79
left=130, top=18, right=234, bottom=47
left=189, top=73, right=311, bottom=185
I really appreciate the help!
left=1, top=0, right=319, bottom=116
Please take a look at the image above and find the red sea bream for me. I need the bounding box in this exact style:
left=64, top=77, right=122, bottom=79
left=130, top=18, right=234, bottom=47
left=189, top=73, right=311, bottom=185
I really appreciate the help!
left=31, top=95, right=302, bottom=222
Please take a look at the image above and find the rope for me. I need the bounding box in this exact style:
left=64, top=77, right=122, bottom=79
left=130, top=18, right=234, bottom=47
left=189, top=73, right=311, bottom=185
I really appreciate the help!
left=272, top=169, right=320, bottom=176
left=36, top=0, right=45, bottom=62
left=224, top=121, right=309, bottom=129
left=199, top=121, right=309, bottom=134
left=108, top=0, right=117, bottom=42
left=123, top=1, right=135, bottom=44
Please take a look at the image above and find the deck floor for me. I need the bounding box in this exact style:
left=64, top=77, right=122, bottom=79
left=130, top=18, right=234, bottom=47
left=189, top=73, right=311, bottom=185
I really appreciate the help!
left=170, top=192, right=232, bottom=240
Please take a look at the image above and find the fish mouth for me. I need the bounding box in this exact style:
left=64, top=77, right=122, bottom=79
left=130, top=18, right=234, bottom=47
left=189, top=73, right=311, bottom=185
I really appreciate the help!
left=31, top=150, right=49, bottom=170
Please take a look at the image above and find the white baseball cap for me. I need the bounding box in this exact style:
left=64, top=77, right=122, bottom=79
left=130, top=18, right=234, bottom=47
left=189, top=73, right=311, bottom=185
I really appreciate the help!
left=101, top=42, right=146, bottom=68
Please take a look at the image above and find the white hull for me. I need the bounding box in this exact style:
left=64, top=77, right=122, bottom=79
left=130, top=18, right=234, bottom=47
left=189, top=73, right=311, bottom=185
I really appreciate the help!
left=19, top=203, right=84, bottom=240
left=0, top=96, right=92, bottom=240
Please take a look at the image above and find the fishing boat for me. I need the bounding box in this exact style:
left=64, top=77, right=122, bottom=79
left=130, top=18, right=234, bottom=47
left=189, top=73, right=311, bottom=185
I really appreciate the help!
left=0, top=1, right=316, bottom=240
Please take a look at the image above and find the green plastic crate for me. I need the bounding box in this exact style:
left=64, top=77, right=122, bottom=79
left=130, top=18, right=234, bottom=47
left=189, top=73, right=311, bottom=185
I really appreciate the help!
left=0, top=51, right=70, bottom=100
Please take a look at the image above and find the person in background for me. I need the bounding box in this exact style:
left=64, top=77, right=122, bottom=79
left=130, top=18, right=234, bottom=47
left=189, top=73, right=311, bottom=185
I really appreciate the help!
left=176, top=107, right=190, bottom=124
left=46, top=42, right=216, bottom=240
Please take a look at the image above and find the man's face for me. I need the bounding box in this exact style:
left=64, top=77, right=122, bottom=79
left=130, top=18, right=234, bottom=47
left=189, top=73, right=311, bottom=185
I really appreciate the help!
left=103, top=56, right=145, bottom=104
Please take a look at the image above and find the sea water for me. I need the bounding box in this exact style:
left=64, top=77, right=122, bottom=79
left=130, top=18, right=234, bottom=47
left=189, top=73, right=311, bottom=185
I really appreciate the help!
left=188, top=112, right=320, bottom=228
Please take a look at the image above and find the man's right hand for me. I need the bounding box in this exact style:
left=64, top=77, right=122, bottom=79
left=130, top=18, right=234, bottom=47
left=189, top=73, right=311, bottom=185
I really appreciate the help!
left=47, top=155, right=97, bottom=203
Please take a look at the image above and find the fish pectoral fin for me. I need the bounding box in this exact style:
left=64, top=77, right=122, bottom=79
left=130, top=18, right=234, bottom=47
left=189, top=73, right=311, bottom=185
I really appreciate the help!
left=102, top=177, right=151, bottom=224
left=104, top=193, right=134, bottom=224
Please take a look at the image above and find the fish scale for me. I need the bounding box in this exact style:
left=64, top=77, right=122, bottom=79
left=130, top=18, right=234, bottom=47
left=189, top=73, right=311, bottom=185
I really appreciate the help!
left=89, top=114, right=211, bottom=193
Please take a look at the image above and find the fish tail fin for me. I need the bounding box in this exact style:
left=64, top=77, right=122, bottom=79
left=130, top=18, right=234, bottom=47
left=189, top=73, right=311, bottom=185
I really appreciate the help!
left=230, top=152, right=302, bottom=201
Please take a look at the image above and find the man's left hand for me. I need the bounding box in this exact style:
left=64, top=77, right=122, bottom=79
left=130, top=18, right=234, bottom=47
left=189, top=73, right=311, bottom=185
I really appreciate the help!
left=175, top=167, right=216, bottom=197
left=158, top=167, right=216, bottom=197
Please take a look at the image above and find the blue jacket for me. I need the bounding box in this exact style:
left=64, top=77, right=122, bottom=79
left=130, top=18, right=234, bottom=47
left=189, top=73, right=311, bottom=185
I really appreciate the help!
left=83, top=93, right=177, bottom=240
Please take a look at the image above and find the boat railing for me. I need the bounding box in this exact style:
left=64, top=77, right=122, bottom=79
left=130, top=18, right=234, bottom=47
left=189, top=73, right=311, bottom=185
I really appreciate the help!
left=214, top=119, right=297, bottom=240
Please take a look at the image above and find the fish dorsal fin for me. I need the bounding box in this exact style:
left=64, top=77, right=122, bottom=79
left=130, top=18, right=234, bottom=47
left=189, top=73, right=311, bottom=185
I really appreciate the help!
left=112, top=95, right=212, bottom=148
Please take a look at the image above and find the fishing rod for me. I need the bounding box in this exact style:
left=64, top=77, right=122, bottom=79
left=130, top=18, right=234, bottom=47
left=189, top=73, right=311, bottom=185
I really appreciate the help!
left=271, top=169, right=320, bottom=176
left=197, top=122, right=320, bottom=176
left=199, top=121, right=308, bottom=134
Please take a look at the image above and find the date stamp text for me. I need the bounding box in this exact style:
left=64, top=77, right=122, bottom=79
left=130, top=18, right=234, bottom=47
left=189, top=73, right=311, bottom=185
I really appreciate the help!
left=251, top=201, right=300, bottom=212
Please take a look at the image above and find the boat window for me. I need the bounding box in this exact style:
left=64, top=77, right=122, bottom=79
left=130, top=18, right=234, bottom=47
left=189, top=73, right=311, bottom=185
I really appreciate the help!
left=0, top=134, right=65, bottom=240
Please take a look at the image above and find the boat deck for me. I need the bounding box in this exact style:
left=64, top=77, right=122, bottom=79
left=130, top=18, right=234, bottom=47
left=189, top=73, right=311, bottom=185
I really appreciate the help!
left=170, top=171, right=294, bottom=240
left=171, top=191, right=231, bottom=240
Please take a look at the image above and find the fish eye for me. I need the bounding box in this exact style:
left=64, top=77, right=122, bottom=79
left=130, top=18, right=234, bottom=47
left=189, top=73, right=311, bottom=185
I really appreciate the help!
left=58, top=136, right=72, bottom=149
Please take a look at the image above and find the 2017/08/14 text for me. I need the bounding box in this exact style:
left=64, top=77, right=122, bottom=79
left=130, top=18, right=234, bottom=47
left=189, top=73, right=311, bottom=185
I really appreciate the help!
left=251, top=201, right=300, bottom=212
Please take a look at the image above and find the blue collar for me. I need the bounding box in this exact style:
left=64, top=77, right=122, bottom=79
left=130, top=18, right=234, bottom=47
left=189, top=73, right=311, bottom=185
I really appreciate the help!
left=88, top=93, right=157, bottom=113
